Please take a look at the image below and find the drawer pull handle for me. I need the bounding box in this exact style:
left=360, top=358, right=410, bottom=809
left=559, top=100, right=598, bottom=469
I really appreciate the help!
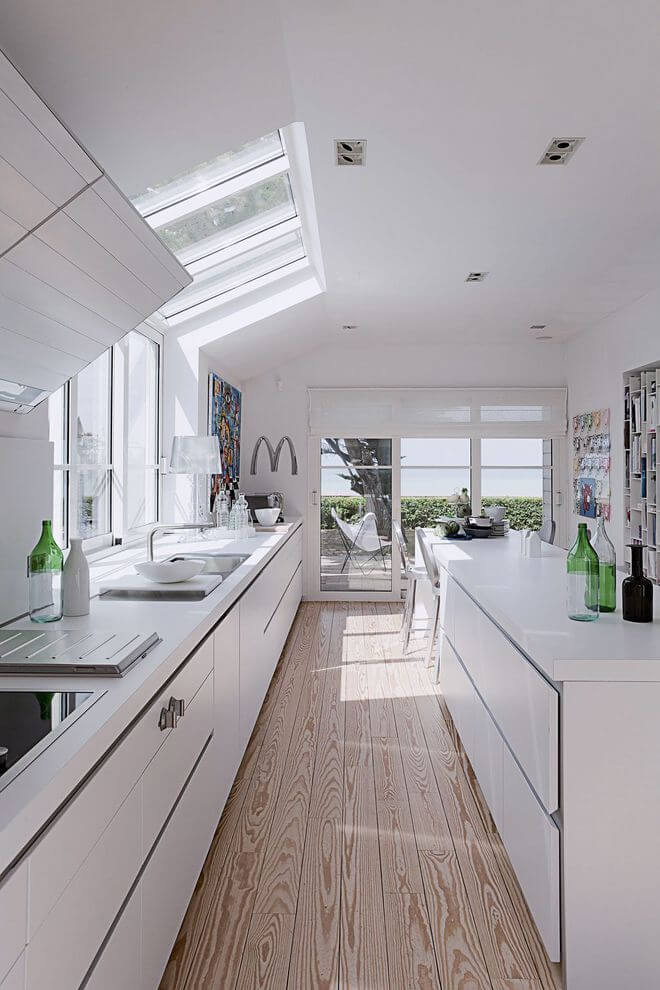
left=159, top=706, right=177, bottom=731
left=169, top=696, right=185, bottom=718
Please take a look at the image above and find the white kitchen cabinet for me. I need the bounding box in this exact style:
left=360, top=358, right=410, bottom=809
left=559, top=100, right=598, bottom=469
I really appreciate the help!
left=239, top=531, right=303, bottom=746
left=26, top=784, right=142, bottom=990
left=84, top=886, right=141, bottom=990
left=212, top=607, right=241, bottom=816
left=141, top=739, right=218, bottom=990
left=439, top=635, right=475, bottom=761
left=0, top=861, right=27, bottom=983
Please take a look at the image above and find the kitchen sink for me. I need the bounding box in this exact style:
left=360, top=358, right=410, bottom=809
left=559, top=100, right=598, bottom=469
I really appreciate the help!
left=169, top=552, right=250, bottom=578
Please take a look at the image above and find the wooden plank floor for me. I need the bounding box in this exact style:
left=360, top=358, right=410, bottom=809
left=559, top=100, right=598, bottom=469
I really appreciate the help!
left=160, top=602, right=563, bottom=990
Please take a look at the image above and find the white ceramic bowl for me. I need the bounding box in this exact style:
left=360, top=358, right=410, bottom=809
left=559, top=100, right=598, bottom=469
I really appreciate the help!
left=135, top=559, right=205, bottom=584
left=255, top=507, right=280, bottom=526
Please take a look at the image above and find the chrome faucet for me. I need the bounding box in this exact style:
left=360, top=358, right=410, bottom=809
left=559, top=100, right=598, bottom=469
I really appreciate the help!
left=147, top=523, right=213, bottom=561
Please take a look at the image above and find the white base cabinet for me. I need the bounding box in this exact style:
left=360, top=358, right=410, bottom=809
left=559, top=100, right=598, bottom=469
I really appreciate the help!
left=1, top=524, right=303, bottom=990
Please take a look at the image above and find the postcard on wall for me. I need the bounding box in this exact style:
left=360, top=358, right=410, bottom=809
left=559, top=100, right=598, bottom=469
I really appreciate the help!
left=572, top=407, right=611, bottom=519
left=208, top=373, right=242, bottom=505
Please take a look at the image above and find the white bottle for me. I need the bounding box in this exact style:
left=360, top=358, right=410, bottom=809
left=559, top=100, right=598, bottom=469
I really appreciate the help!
left=62, top=538, right=90, bottom=616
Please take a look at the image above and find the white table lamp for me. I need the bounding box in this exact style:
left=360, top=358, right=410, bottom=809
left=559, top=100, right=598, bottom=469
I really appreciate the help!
left=169, top=435, right=222, bottom=525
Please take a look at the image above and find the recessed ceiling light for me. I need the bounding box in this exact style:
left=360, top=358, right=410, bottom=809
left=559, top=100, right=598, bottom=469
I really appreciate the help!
left=536, top=335, right=553, bottom=341
left=335, top=139, right=366, bottom=166
left=538, top=137, right=584, bottom=165
left=341, top=323, right=358, bottom=331
left=465, top=271, right=488, bottom=282
left=530, top=324, right=546, bottom=330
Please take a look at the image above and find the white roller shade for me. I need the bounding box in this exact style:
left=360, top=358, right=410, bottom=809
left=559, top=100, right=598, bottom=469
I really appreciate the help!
left=308, top=387, right=567, bottom=438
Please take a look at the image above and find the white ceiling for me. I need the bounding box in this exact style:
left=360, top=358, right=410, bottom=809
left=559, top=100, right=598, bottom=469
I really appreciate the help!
left=2, top=0, right=660, bottom=376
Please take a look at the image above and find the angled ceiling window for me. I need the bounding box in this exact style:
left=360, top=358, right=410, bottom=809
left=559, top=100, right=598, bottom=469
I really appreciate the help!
left=132, top=131, right=306, bottom=319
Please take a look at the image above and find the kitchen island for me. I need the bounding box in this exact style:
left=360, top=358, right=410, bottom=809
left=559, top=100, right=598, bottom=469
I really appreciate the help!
left=0, top=520, right=303, bottom=990
left=415, top=530, right=660, bottom=990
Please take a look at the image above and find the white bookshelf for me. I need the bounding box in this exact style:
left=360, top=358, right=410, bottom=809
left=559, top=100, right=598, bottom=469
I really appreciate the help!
left=624, top=363, right=659, bottom=581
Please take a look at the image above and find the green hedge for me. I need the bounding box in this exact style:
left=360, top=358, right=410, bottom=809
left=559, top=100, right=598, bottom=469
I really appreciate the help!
left=321, top=495, right=543, bottom=533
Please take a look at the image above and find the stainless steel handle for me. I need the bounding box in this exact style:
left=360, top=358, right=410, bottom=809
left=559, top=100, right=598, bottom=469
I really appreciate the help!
left=159, top=706, right=176, bottom=731
left=168, top=696, right=185, bottom=718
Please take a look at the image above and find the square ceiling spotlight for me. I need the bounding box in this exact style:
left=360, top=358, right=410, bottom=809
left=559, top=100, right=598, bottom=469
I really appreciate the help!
left=538, top=137, right=584, bottom=165
left=335, top=139, right=366, bottom=165
left=465, top=271, right=488, bottom=282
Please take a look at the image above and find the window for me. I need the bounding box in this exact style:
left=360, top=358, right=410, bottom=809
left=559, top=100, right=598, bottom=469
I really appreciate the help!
left=480, top=438, right=546, bottom=530
left=133, top=131, right=306, bottom=320
left=49, top=328, right=161, bottom=549
left=400, top=438, right=471, bottom=550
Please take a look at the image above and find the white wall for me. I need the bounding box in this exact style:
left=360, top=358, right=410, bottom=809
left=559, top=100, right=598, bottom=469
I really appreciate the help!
left=565, top=287, right=660, bottom=560
left=0, top=404, right=49, bottom=441
left=240, top=339, right=567, bottom=519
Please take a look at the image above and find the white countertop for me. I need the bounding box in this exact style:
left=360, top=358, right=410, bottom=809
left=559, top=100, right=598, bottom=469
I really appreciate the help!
left=0, top=520, right=302, bottom=879
left=425, top=530, right=660, bottom=683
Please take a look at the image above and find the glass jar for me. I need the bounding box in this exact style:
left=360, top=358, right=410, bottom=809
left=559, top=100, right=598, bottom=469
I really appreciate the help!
left=28, top=520, right=64, bottom=623
left=622, top=544, right=654, bottom=622
left=567, top=523, right=600, bottom=621
left=592, top=514, right=617, bottom=613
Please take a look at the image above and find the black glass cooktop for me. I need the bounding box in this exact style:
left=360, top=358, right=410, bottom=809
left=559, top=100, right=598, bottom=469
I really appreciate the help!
left=0, top=690, right=96, bottom=791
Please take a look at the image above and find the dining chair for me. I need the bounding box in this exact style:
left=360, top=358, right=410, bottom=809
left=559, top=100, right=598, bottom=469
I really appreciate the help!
left=393, top=521, right=427, bottom=653
left=416, top=527, right=445, bottom=672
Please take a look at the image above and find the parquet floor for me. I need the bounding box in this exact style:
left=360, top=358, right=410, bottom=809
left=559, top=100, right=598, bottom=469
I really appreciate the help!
left=160, top=602, right=563, bottom=990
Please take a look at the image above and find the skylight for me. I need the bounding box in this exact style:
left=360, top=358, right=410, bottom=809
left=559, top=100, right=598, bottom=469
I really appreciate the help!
left=133, top=130, right=307, bottom=319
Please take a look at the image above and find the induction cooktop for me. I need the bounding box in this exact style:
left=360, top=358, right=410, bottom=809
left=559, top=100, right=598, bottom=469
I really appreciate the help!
left=0, top=628, right=159, bottom=675
left=0, top=689, right=102, bottom=793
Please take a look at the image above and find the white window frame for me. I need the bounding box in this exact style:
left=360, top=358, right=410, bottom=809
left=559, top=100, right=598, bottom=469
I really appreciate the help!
left=51, top=324, right=163, bottom=555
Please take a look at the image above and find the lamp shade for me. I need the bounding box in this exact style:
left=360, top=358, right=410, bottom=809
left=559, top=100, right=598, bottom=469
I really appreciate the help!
left=170, top=435, right=222, bottom=474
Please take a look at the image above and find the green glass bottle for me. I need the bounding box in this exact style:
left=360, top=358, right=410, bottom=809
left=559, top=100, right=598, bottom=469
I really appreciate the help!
left=592, top=514, right=617, bottom=613
left=567, top=523, right=599, bottom=621
left=28, top=520, right=63, bottom=623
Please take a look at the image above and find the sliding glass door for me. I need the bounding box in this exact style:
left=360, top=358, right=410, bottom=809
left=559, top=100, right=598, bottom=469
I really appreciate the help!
left=319, top=438, right=393, bottom=593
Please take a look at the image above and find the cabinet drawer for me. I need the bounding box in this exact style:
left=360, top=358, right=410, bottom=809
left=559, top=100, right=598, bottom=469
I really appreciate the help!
left=263, top=562, right=302, bottom=674
left=0, top=861, right=27, bottom=982
left=251, top=529, right=303, bottom=632
left=0, top=954, right=24, bottom=990
left=142, top=667, right=214, bottom=853
left=439, top=636, right=475, bottom=762
left=26, top=784, right=141, bottom=990
left=450, top=583, right=559, bottom=812
left=141, top=739, right=218, bottom=990
left=29, top=632, right=212, bottom=938
left=500, top=723, right=561, bottom=962
left=84, top=884, right=140, bottom=990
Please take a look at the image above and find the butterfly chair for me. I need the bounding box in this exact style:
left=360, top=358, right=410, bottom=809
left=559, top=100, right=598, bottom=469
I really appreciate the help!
left=331, top=508, right=392, bottom=574
left=416, top=527, right=446, bottom=675
left=393, top=521, right=427, bottom=653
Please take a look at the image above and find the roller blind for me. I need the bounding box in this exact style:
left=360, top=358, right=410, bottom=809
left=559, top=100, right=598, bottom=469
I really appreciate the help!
left=308, top=387, right=567, bottom=438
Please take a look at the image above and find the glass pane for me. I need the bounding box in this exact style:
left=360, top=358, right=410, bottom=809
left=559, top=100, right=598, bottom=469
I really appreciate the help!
left=74, top=352, right=110, bottom=466
left=48, top=386, right=67, bottom=464
left=320, top=440, right=392, bottom=593
left=132, top=132, right=283, bottom=216
left=321, top=438, right=392, bottom=468
left=481, top=468, right=543, bottom=498
left=74, top=469, right=110, bottom=539
left=157, top=173, right=295, bottom=262
left=164, top=229, right=304, bottom=316
left=52, top=469, right=67, bottom=548
left=126, top=332, right=159, bottom=528
left=400, top=437, right=470, bottom=466
left=401, top=467, right=470, bottom=497
left=481, top=438, right=543, bottom=466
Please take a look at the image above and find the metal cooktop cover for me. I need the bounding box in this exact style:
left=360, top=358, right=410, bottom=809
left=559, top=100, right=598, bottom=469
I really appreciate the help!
left=0, top=629, right=159, bottom=676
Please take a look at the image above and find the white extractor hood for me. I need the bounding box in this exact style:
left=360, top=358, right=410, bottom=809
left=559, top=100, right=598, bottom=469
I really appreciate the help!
left=0, top=49, right=191, bottom=412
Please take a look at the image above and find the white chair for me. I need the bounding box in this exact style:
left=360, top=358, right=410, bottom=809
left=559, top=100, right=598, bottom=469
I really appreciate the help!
left=393, top=521, right=427, bottom=653
left=539, top=518, right=556, bottom=545
left=331, top=508, right=392, bottom=573
left=416, top=527, right=445, bottom=672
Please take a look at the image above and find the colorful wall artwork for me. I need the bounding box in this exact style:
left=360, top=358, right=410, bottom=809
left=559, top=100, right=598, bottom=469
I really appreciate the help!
left=208, top=373, right=242, bottom=506
left=572, top=408, right=611, bottom=520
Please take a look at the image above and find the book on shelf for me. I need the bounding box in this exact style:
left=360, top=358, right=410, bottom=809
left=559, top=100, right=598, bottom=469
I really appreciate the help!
left=632, top=435, right=642, bottom=474
left=651, top=433, right=657, bottom=471
left=642, top=455, right=647, bottom=498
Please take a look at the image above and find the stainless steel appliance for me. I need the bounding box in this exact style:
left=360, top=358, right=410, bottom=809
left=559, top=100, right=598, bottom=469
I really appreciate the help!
left=0, top=629, right=159, bottom=676
left=245, top=492, right=285, bottom=524
left=0, top=689, right=102, bottom=792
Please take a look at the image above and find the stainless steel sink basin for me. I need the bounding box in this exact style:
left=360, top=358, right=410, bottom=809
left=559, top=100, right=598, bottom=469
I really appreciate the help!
left=169, top=552, right=250, bottom=578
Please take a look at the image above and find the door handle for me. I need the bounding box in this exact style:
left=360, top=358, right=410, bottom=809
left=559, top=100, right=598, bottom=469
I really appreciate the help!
left=159, top=706, right=176, bottom=730
left=168, top=696, right=185, bottom=718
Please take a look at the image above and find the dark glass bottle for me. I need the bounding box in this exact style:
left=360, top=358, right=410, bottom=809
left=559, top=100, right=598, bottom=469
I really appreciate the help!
left=622, top=544, right=653, bottom=623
